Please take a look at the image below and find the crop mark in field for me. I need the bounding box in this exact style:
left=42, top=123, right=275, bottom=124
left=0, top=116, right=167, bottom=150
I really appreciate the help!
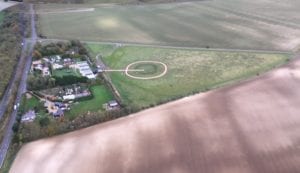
left=97, top=17, right=119, bottom=29
left=125, top=61, right=168, bottom=80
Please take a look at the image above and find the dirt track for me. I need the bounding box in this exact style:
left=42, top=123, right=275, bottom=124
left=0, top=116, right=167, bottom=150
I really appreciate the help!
left=10, top=57, right=300, bottom=173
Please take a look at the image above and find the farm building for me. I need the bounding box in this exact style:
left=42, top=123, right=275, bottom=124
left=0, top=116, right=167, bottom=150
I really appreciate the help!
left=76, top=61, right=95, bottom=79
left=63, top=95, right=75, bottom=100
left=40, top=84, right=92, bottom=101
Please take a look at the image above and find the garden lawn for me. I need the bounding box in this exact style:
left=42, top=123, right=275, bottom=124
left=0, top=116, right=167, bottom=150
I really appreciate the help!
left=87, top=43, right=292, bottom=110
left=21, top=96, right=40, bottom=113
left=19, top=95, right=47, bottom=120
left=0, top=12, right=4, bottom=25
left=52, top=68, right=81, bottom=78
left=66, top=85, right=114, bottom=119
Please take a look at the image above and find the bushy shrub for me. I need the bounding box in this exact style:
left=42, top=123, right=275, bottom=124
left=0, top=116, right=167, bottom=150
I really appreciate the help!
left=39, top=116, right=50, bottom=127
left=54, top=75, right=88, bottom=86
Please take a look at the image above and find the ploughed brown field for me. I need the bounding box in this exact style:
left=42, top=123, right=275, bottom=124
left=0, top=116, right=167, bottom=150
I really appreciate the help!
left=10, top=57, right=300, bottom=173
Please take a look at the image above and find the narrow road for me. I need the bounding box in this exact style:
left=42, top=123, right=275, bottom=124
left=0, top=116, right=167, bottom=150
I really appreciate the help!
left=0, top=4, right=37, bottom=168
left=95, top=53, right=107, bottom=70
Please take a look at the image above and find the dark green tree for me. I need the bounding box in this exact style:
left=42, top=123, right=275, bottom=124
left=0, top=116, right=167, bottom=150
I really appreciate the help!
left=39, top=116, right=50, bottom=127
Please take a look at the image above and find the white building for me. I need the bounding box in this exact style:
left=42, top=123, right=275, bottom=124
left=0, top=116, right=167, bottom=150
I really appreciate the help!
left=109, top=100, right=119, bottom=107
left=63, top=95, right=75, bottom=100
left=52, top=63, right=64, bottom=70
left=76, top=61, right=95, bottom=79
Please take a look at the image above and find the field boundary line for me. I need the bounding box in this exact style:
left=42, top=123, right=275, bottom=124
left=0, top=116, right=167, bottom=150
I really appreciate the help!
left=38, top=38, right=293, bottom=55
left=202, top=2, right=300, bottom=30
left=35, top=8, right=95, bottom=14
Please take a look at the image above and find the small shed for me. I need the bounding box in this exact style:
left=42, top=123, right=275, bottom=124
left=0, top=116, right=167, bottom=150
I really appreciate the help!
left=108, top=100, right=119, bottom=108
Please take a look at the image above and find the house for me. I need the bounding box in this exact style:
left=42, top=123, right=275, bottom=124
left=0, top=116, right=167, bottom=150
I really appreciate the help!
left=49, top=55, right=62, bottom=63
left=31, top=60, right=43, bottom=72
left=21, top=110, right=36, bottom=123
left=62, top=88, right=91, bottom=101
left=63, top=58, right=73, bottom=66
left=42, top=67, right=51, bottom=76
left=32, top=60, right=42, bottom=66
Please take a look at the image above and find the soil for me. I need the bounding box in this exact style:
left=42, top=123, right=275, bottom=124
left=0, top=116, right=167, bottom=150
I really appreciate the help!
left=10, top=57, right=300, bottom=173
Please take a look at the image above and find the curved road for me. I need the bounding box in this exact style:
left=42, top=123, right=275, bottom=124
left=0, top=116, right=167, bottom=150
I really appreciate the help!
left=0, top=4, right=37, bottom=168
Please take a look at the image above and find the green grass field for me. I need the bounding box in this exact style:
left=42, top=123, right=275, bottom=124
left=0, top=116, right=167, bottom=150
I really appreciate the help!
left=20, top=95, right=47, bottom=115
left=52, top=68, right=81, bottom=78
left=87, top=43, right=116, bottom=57
left=66, top=85, right=114, bottom=119
left=86, top=43, right=291, bottom=109
left=37, top=0, right=300, bottom=51
left=0, top=12, right=4, bottom=25
left=22, top=96, right=40, bottom=112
